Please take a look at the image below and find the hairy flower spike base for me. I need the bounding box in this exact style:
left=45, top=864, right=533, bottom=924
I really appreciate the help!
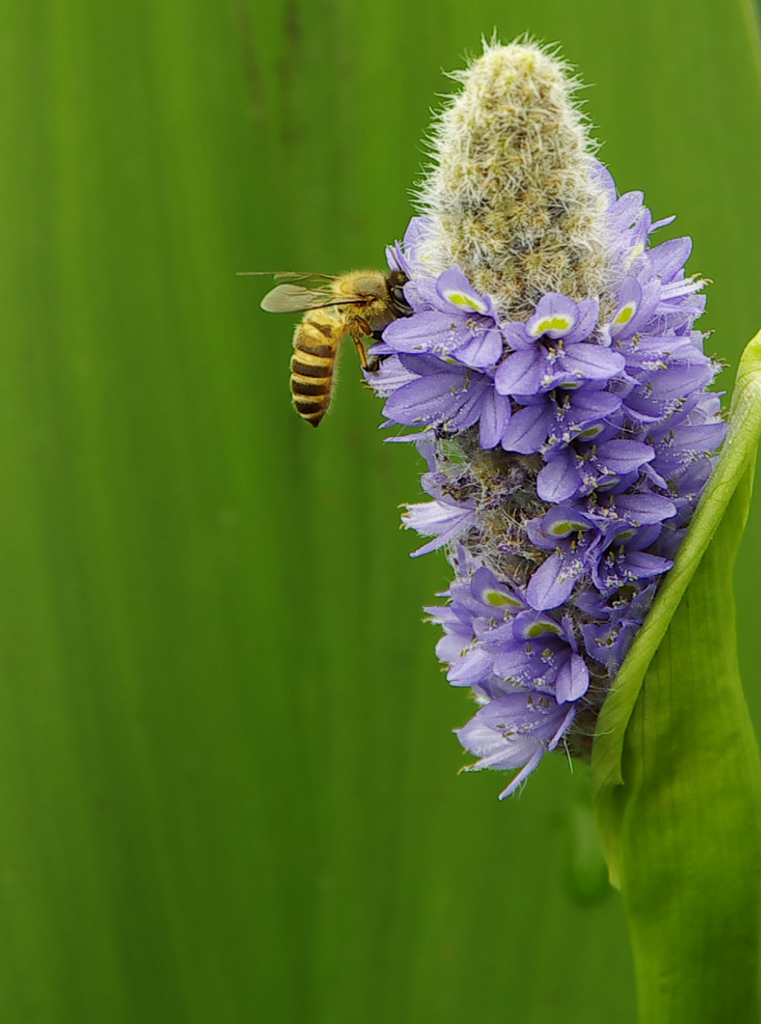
left=369, top=40, right=726, bottom=798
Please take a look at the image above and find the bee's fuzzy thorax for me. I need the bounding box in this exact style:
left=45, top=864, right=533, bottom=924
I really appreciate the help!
left=415, top=40, right=610, bottom=320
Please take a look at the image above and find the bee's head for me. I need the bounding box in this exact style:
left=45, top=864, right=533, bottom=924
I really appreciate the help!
left=386, top=270, right=412, bottom=317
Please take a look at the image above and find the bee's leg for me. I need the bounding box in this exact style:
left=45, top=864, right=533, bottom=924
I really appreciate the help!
left=350, top=322, right=380, bottom=373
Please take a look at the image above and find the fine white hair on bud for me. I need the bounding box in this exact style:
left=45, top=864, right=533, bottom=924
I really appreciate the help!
left=415, top=39, right=610, bottom=319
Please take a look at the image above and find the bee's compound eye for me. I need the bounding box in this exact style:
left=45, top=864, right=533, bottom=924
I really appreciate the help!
left=391, top=285, right=405, bottom=303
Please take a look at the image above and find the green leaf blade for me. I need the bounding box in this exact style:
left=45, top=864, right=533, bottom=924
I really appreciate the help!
left=592, top=335, right=761, bottom=1021
left=593, top=331, right=761, bottom=863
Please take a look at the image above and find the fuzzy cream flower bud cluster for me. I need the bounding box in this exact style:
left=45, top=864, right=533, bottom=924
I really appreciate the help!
left=415, top=41, right=611, bottom=319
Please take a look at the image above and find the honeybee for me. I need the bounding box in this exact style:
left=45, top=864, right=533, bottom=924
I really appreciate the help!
left=249, top=269, right=411, bottom=426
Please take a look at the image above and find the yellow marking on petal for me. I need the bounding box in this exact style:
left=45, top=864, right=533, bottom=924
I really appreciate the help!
left=531, top=314, right=574, bottom=337
left=526, top=620, right=563, bottom=638
left=549, top=520, right=586, bottom=536
left=443, top=290, right=488, bottom=313
left=614, top=302, right=637, bottom=325
left=485, top=589, right=521, bottom=607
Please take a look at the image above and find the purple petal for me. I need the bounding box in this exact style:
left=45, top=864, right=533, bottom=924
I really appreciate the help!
left=540, top=506, right=595, bottom=537
left=564, top=299, right=599, bottom=344
left=625, top=551, right=673, bottom=579
left=500, top=403, right=551, bottom=454
left=609, top=278, right=642, bottom=339
left=650, top=214, right=676, bottom=232
left=627, top=281, right=662, bottom=336
left=527, top=294, right=579, bottom=339
left=607, top=191, right=644, bottom=232
left=536, top=452, right=582, bottom=502
left=397, top=352, right=450, bottom=376
left=493, top=645, right=536, bottom=686
left=471, top=567, right=521, bottom=610
left=437, top=267, right=491, bottom=314
left=502, top=321, right=535, bottom=351
left=590, top=159, right=617, bottom=202
left=658, top=422, right=727, bottom=453
left=614, top=492, right=677, bottom=525
left=648, top=237, right=692, bottom=283
left=384, top=367, right=471, bottom=425
left=382, top=311, right=455, bottom=353
left=512, top=611, right=566, bottom=640
left=479, top=389, right=512, bottom=449
left=447, top=647, right=495, bottom=686
left=447, top=378, right=492, bottom=430
left=555, top=653, right=590, bottom=703
left=560, top=343, right=626, bottom=381
left=596, top=439, right=655, bottom=474
left=402, top=500, right=476, bottom=557
left=565, top=390, right=623, bottom=429
left=526, top=552, right=577, bottom=611
left=456, top=327, right=504, bottom=368
left=495, top=348, right=545, bottom=395
left=647, top=362, right=716, bottom=401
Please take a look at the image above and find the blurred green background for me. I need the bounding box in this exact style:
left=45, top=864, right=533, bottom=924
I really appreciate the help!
left=1, top=0, right=760, bottom=1021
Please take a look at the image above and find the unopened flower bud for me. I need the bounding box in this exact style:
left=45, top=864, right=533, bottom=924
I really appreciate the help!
left=415, top=41, right=610, bottom=318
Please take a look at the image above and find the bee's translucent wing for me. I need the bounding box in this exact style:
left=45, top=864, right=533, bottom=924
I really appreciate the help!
left=271, top=272, right=336, bottom=287
left=238, top=271, right=355, bottom=314
left=260, top=283, right=339, bottom=313
left=241, top=271, right=383, bottom=313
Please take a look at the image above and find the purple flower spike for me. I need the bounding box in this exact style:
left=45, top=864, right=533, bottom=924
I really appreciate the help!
left=366, top=43, right=725, bottom=797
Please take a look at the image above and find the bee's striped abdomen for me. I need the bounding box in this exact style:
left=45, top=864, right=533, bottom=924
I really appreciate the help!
left=291, top=313, right=340, bottom=427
